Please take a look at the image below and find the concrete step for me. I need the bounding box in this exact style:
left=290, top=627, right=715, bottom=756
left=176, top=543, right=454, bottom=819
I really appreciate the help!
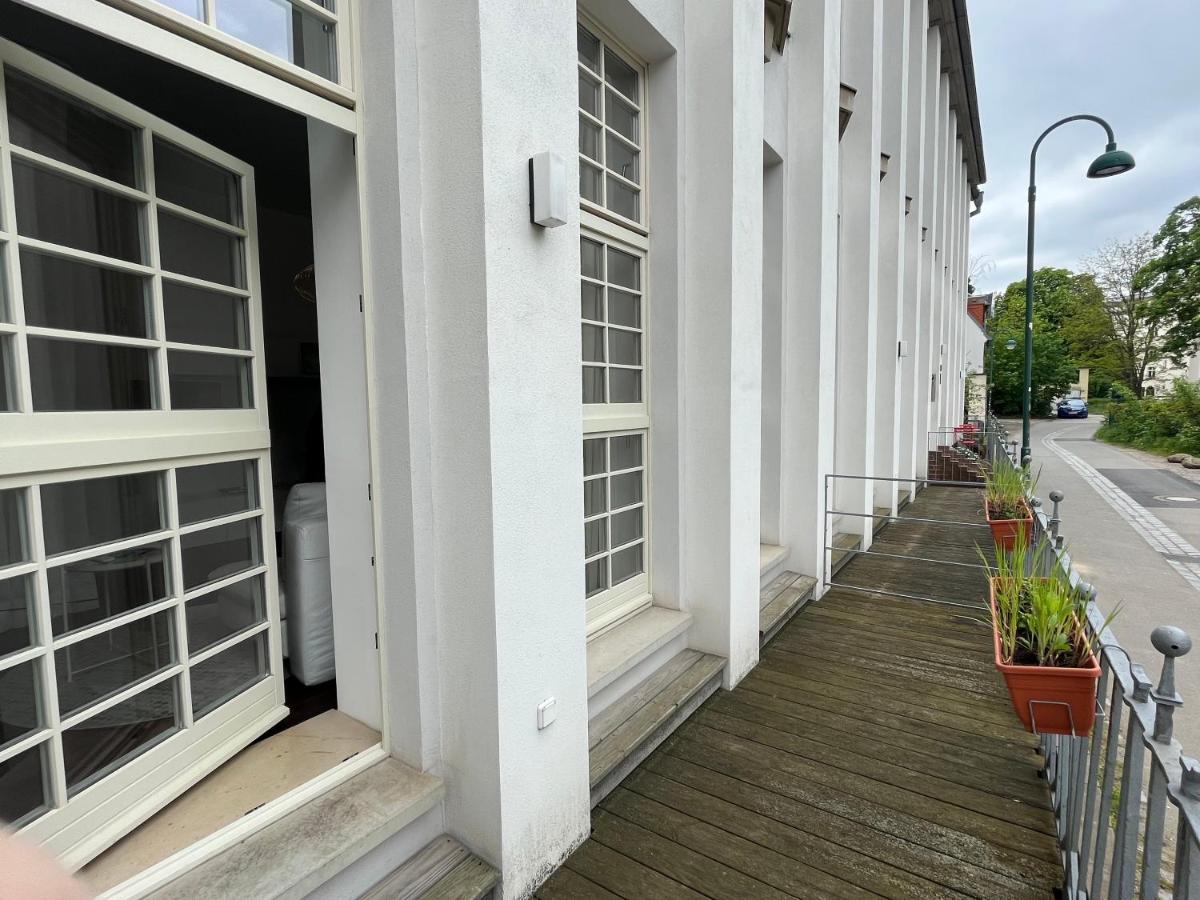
left=361, top=835, right=498, bottom=900
left=830, top=531, right=862, bottom=575
left=588, top=648, right=724, bottom=807
left=759, top=543, right=789, bottom=589
left=759, top=571, right=818, bottom=646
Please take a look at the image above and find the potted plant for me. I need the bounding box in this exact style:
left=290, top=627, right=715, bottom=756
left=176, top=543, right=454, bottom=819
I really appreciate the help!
left=983, top=537, right=1110, bottom=736
left=983, top=463, right=1033, bottom=550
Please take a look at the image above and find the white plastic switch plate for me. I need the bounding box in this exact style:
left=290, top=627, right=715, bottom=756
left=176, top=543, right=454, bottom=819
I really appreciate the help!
left=537, top=697, right=557, bottom=730
left=529, top=151, right=567, bottom=228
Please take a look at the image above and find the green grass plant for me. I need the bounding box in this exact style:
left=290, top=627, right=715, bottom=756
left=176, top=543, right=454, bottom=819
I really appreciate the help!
left=984, top=461, right=1034, bottom=520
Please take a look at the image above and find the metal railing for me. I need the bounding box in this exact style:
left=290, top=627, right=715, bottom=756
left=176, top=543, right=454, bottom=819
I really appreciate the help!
left=1029, top=492, right=1200, bottom=898
left=926, top=426, right=1013, bottom=481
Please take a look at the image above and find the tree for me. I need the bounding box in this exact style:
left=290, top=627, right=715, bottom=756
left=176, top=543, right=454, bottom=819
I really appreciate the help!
left=1084, top=233, right=1160, bottom=396
left=1140, top=197, right=1200, bottom=366
left=988, top=281, right=1078, bottom=416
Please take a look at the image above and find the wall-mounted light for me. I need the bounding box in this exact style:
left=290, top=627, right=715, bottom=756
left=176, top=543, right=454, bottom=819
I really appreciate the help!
left=529, top=151, right=567, bottom=228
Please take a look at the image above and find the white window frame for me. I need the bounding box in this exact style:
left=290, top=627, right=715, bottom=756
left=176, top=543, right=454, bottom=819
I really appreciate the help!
left=98, top=0, right=355, bottom=102
left=577, top=14, right=649, bottom=236
left=0, top=40, right=287, bottom=867
left=579, top=14, right=652, bottom=637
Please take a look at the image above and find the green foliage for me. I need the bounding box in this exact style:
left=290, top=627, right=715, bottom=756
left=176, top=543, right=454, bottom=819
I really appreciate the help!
left=984, top=460, right=1032, bottom=520
left=1097, top=379, right=1200, bottom=456
left=1140, top=197, right=1200, bottom=364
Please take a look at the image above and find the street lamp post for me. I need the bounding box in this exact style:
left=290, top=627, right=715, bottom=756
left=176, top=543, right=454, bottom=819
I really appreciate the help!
left=1022, top=116, right=1135, bottom=467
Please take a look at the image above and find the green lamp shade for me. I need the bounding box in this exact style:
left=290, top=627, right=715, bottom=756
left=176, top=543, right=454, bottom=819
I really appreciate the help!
left=1005, top=339, right=1018, bottom=350
left=1087, top=145, right=1136, bottom=178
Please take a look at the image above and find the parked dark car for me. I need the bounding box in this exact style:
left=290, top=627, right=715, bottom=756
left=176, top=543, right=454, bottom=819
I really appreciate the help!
left=1056, top=398, right=1089, bottom=418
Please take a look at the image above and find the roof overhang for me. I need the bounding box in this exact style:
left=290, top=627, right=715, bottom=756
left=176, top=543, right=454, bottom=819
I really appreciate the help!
left=929, top=0, right=986, bottom=203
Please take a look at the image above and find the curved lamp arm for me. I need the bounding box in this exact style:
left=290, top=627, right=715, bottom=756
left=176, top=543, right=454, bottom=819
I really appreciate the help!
left=1030, top=114, right=1116, bottom=188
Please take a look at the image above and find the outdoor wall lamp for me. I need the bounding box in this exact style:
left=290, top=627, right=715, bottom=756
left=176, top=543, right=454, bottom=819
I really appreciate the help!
left=1005, top=338, right=1017, bottom=351
left=1021, top=115, right=1135, bottom=467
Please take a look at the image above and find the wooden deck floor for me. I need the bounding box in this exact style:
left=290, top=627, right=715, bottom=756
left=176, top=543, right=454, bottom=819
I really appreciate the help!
left=538, top=486, right=1062, bottom=899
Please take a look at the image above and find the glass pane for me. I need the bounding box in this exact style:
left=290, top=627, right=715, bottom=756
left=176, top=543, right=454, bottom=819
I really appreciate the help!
left=610, top=471, right=642, bottom=509
left=28, top=338, right=153, bottom=412
left=579, top=117, right=601, bottom=163
left=582, top=366, right=605, bottom=404
left=604, top=48, right=638, bottom=101
left=578, top=72, right=600, bottom=117
left=168, top=351, right=251, bottom=409
left=580, top=237, right=603, bottom=280
left=163, top=281, right=249, bottom=349
left=580, top=281, right=603, bottom=321
left=20, top=249, right=150, bottom=338
left=577, top=24, right=600, bottom=71
left=0, top=335, right=12, bottom=413
left=158, top=212, right=245, bottom=288
left=177, top=460, right=258, bottom=526
left=190, top=631, right=269, bottom=720
left=153, top=139, right=242, bottom=226
left=584, top=518, right=607, bottom=558
left=5, top=69, right=138, bottom=187
left=41, top=471, right=163, bottom=557
left=609, top=368, right=641, bottom=403
left=55, top=609, right=175, bottom=718
left=0, top=659, right=41, bottom=747
left=0, top=488, right=27, bottom=569
left=216, top=0, right=336, bottom=80
left=581, top=324, right=605, bottom=363
left=186, top=574, right=265, bottom=655
left=579, top=162, right=602, bottom=206
left=609, top=329, right=640, bottom=366
left=606, top=134, right=639, bottom=184
left=0, top=249, right=7, bottom=323
left=607, top=247, right=639, bottom=290
left=611, top=507, right=643, bottom=547
left=610, top=434, right=642, bottom=470
left=49, top=541, right=169, bottom=637
left=181, top=518, right=261, bottom=591
left=608, top=289, right=639, bottom=328
left=611, top=543, right=643, bottom=586
left=0, top=742, right=49, bottom=827
left=157, top=0, right=201, bottom=17
left=62, top=677, right=178, bottom=795
left=583, top=438, right=605, bottom=476
left=583, top=478, right=606, bottom=517
left=606, top=90, right=639, bottom=144
left=585, top=558, right=606, bottom=598
left=606, top=176, right=639, bottom=221
left=0, top=575, right=33, bottom=658
left=13, top=161, right=144, bottom=263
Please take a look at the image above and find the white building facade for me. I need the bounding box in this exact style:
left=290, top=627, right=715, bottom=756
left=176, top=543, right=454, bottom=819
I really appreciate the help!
left=0, top=0, right=983, bottom=896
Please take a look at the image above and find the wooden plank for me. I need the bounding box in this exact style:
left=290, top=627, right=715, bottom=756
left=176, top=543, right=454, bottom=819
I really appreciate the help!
left=536, top=867, right=620, bottom=899
left=563, top=837, right=708, bottom=900
left=677, top=721, right=1061, bottom=863
left=616, top=772, right=960, bottom=900
left=590, top=809, right=795, bottom=900
left=589, top=653, right=724, bottom=786
left=600, top=788, right=873, bottom=900
left=361, top=836, right=470, bottom=900
left=760, top=570, right=801, bottom=609
left=588, top=649, right=702, bottom=750
left=642, top=754, right=1053, bottom=900
left=691, top=708, right=1056, bottom=832
left=422, top=857, right=499, bottom=900
left=665, top=730, right=1062, bottom=883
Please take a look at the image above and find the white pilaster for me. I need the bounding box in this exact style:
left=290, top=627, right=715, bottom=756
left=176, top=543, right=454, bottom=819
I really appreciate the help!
left=913, top=28, right=941, bottom=475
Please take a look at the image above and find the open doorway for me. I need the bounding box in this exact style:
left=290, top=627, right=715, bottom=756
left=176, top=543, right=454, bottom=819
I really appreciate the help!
left=0, top=2, right=381, bottom=888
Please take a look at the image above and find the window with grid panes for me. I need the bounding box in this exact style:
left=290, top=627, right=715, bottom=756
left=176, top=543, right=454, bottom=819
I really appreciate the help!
left=577, top=22, right=644, bottom=226
left=0, top=42, right=283, bottom=863
left=578, top=18, right=651, bottom=634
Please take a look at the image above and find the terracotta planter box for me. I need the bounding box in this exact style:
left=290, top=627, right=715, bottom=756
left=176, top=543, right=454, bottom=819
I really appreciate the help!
left=985, top=498, right=1032, bottom=550
left=988, top=582, right=1101, bottom=736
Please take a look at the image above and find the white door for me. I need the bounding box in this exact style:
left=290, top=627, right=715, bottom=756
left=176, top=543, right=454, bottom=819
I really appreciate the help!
left=0, top=40, right=286, bottom=867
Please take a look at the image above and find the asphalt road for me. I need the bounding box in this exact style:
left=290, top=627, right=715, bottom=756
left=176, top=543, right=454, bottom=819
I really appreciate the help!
left=1006, top=416, right=1200, bottom=750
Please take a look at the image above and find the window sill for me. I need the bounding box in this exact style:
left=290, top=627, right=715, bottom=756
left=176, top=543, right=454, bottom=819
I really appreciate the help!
left=586, top=606, right=691, bottom=699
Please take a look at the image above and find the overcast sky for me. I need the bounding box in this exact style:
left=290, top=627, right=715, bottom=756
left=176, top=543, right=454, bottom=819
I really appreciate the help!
left=968, top=1, right=1200, bottom=296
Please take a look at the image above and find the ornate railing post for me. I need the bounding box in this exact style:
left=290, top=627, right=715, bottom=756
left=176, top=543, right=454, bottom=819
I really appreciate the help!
left=1048, top=490, right=1063, bottom=547
left=1151, top=626, right=1192, bottom=743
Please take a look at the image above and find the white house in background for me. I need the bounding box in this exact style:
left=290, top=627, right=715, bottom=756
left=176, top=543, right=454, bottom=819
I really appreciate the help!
left=963, top=292, right=991, bottom=419
left=1143, top=352, right=1199, bottom=397
left=0, top=0, right=983, bottom=896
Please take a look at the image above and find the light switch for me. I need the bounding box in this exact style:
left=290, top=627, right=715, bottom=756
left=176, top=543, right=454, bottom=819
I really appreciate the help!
left=537, top=697, right=557, bottom=730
